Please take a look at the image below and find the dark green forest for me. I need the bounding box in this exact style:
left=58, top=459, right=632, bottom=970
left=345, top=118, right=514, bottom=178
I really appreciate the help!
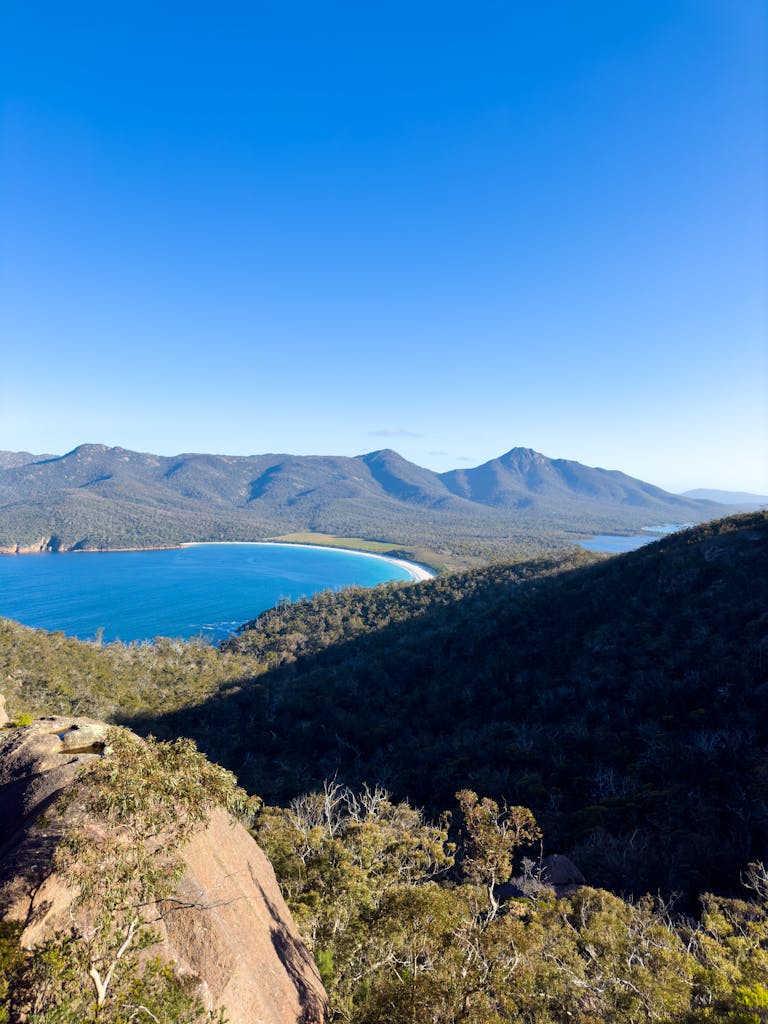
left=2, top=511, right=767, bottom=1022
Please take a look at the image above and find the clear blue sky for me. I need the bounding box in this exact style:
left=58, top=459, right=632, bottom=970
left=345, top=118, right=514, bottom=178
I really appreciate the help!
left=1, top=1, right=766, bottom=492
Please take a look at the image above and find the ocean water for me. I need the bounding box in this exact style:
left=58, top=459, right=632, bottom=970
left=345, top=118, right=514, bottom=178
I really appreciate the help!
left=0, top=543, right=413, bottom=643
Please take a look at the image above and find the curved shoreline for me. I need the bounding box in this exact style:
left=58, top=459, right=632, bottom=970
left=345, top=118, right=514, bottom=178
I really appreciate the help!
left=0, top=538, right=436, bottom=582
left=0, top=540, right=436, bottom=644
left=181, top=540, right=436, bottom=583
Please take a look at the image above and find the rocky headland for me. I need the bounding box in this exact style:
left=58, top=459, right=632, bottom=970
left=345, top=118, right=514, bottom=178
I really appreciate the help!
left=0, top=711, right=327, bottom=1024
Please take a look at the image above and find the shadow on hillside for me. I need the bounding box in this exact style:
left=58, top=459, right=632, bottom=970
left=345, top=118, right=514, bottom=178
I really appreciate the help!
left=123, top=513, right=768, bottom=901
left=122, top=565, right=528, bottom=804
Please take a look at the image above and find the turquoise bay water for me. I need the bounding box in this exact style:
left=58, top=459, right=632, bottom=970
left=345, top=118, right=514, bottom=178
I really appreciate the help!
left=0, top=543, right=413, bottom=643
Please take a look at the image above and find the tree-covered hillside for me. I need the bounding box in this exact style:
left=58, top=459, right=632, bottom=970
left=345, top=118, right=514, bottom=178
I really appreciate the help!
left=165, top=511, right=765, bottom=900
left=2, top=512, right=766, bottom=901
left=2, top=512, right=768, bottom=1022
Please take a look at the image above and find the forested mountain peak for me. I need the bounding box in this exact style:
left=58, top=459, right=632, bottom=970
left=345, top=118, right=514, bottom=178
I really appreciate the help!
left=0, top=451, right=53, bottom=470
left=62, top=442, right=113, bottom=457
left=440, top=445, right=702, bottom=510
left=0, top=442, right=734, bottom=557
left=359, top=448, right=459, bottom=506
left=498, top=446, right=549, bottom=464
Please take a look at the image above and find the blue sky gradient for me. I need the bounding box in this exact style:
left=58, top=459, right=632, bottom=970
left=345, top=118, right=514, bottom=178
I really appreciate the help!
left=1, top=1, right=766, bottom=491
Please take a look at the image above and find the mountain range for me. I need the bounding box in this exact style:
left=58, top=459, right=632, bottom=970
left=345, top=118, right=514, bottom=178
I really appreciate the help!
left=682, top=487, right=767, bottom=508
left=0, top=443, right=734, bottom=560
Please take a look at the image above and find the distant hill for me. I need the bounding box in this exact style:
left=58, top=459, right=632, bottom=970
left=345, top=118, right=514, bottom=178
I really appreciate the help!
left=0, top=442, right=732, bottom=559
left=442, top=447, right=696, bottom=510
left=0, top=451, right=53, bottom=470
left=682, top=487, right=767, bottom=508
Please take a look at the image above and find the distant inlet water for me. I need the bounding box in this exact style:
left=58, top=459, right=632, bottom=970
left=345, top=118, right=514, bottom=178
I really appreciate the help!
left=0, top=543, right=416, bottom=644
left=578, top=523, right=692, bottom=554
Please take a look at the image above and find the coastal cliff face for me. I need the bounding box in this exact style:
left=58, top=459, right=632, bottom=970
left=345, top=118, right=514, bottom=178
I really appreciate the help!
left=0, top=536, right=61, bottom=554
left=0, top=537, right=176, bottom=554
left=0, top=714, right=327, bottom=1024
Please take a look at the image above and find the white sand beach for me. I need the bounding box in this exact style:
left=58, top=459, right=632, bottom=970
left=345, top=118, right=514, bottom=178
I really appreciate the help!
left=181, top=540, right=436, bottom=582
left=378, top=555, right=435, bottom=582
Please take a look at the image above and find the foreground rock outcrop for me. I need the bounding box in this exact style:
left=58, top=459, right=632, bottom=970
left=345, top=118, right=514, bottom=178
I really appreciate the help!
left=0, top=714, right=327, bottom=1024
